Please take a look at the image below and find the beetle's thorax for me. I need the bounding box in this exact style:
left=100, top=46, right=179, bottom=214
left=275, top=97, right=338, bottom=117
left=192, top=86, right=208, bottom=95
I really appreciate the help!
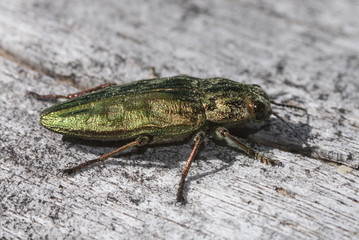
left=199, top=78, right=272, bottom=126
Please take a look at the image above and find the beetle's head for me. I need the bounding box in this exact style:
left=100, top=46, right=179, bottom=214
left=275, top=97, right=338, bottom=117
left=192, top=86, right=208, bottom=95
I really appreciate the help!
left=202, top=79, right=272, bottom=126
left=245, top=84, right=272, bottom=122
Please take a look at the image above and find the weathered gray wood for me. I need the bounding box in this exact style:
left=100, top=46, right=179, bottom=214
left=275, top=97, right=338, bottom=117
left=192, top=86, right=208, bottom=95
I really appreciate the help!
left=1, top=0, right=358, bottom=239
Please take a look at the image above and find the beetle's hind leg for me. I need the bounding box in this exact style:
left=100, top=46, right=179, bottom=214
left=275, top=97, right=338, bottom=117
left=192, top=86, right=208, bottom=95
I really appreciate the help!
left=177, top=132, right=205, bottom=203
left=214, top=127, right=280, bottom=166
left=62, top=136, right=150, bottom=175
left=28, top=83, right=116, bottom=101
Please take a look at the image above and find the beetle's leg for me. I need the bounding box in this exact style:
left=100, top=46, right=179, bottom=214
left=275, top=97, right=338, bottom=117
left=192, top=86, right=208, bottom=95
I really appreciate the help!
left=177, top=132, right=205, bottom=202
left=215, top=127, right=280, bottom=166
left=28, top=83, right=116, bottom=101
left=62, top=136, right=150, bottom=175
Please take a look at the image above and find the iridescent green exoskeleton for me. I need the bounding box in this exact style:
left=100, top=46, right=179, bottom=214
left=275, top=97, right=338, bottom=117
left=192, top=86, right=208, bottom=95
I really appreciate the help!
left=30, top=75, right=279, bottom=202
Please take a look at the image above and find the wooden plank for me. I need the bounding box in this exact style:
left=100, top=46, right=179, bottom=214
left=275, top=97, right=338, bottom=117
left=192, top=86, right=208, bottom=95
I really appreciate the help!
left=1, top=0, right=358, bottom=239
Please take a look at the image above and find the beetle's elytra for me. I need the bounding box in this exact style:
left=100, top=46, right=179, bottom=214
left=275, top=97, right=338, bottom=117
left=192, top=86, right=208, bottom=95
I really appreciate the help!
left=30, top=75, right=279, bottom=202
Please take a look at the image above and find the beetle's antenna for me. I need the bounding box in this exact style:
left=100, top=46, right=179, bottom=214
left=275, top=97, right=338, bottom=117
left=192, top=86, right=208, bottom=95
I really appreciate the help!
left=270, top=101, right=307, bottom=114
left=271, top=111, right=312, bottom=151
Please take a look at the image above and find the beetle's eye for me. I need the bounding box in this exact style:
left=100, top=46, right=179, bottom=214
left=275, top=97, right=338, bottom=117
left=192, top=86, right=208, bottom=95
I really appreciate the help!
left=253, top=101, right=266, bottom=120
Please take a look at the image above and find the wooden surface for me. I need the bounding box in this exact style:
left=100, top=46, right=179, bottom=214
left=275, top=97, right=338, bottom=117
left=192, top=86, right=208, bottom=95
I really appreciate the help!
left=1, top=0, right=359, bottom=239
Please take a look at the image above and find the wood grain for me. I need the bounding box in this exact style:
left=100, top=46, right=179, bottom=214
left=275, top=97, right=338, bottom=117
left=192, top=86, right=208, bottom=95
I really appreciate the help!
left=1, top=0, right=358, bottom=239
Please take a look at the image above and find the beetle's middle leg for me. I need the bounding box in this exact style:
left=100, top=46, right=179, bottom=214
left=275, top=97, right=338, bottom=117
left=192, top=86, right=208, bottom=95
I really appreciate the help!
left=62, top=136, right=150, bottom=175
left=214, top=127, right=280, bottom=166
left=177, top=131, right=205, bottom=203
left=28, top=83, right=116, bottom=101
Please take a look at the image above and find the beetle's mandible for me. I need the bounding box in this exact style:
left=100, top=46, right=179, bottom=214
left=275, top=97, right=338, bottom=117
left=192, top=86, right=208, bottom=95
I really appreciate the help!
left=30, top=75, right=282, bottom=202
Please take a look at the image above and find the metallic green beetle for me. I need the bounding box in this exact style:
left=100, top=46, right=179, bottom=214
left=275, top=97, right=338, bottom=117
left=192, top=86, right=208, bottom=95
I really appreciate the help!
left=31, top=75, right=279, bottom=202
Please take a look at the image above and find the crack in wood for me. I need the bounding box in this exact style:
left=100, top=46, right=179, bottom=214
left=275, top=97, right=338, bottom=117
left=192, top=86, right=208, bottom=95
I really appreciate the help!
left=0, top=45, right=77, bottom=87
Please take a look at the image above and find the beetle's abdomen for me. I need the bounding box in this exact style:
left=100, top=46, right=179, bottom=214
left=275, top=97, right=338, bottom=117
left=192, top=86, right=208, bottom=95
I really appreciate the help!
left=40, top=77, right=206, bottom=142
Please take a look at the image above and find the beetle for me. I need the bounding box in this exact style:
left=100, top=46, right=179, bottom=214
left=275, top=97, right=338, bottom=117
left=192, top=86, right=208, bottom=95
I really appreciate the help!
left=30, top=75, right=300, bottom=202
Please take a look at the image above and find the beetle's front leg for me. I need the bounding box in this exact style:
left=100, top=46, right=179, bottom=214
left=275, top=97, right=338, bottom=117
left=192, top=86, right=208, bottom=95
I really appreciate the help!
left=28, top=83, right=116, bottom=101
left=214, top=127, right=280, bottom=166
left=177, top=131, right=205, bottom=203
left=62, top=135, right=150, bottom=175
